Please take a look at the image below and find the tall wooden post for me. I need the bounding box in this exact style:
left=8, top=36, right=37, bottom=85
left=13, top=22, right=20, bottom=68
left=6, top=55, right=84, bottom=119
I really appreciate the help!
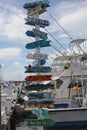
left=33, top=1, right=43, bottom=129
left=33, top=0, right=40, bottom=54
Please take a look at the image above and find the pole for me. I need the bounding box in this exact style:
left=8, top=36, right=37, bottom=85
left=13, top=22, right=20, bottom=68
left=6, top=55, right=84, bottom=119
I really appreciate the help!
left=33, top=1, right=43, bottom=130
left=33, top=0, right=40, bottom=54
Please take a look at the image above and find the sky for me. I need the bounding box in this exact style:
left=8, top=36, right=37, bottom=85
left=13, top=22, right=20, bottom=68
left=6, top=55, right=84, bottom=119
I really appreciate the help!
left=0, top=0, right=87, bottom=81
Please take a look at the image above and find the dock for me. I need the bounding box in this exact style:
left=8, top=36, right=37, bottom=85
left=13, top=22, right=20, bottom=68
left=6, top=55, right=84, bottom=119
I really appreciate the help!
left=1, top=81, right=23, bottom=130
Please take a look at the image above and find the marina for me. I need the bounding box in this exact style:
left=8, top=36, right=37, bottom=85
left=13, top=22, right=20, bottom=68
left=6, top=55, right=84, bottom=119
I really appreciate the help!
left=1, top=0, right=87, bottom=130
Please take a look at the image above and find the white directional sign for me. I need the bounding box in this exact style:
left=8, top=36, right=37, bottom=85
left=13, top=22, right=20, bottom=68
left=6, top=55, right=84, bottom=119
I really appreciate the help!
left=26, top=53, right=48, bottom=59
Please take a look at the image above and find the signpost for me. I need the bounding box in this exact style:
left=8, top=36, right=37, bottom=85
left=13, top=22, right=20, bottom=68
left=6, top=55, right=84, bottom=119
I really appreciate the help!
left=23, top=0, right=53, bottom=130
left=26, top=119, right=55, bottom=126
left=32, top=29, right=48, bottom=39
left=26, top=30, right=47, bottom=40
left=25, top=83, right=54, bottom=90
left=25, top=75, right=52, bottom=82
left=23, top=0, right=50, bottom=9
left=25, top=39, right=51, bottom=49
left=39, top=8, right=46, bottom=14
left=25, top=65, right=52, bottom=73
left=27, top=5, right=42, bottom=16
left=32, top=59, right=46, bottom=66
left=25, top=17, right=50, bottom=28
left=26, top=31, right=35, bottom=38
left=26, top=53, right=48, bottom=59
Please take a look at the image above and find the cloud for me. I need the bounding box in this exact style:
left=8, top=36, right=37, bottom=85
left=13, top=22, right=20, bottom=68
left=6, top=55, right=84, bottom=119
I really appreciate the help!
left=13, top=61, right=21, bottom=66
left=59, top=7, right=87, bottom=35
left=0, top=47, right=22, bottom=60
left=47, top=1, right=87, bottom=40
left=0, top=4, right=32, bottom=44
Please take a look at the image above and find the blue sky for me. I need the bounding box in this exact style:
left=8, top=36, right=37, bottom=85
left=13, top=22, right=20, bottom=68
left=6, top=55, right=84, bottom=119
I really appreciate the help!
left=0, top=0, right=87, bottom=81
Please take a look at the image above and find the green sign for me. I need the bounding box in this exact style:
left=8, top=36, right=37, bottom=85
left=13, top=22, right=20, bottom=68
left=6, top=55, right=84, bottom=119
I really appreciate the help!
left=26, top=119, right=55, bottom=126
left=25, top=40, right=51, bottom=49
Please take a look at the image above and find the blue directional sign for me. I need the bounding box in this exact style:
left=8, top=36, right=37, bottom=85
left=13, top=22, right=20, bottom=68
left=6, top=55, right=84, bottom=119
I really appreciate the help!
left=25, top=65, right=52, bottom=73
left=26, top=30, right=47, bottom=40
left=25, top=17, right=50, bottom=28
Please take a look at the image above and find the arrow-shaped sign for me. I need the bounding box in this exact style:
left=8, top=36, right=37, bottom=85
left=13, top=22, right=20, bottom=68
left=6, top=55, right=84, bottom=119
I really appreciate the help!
left=26, top=30, right=48, bottom=40
left=25, top=65, right=52, bottom=73
left=25, top=39, right=51, bottom=49
left=23, top=0, right=50, bottom=9
left=25, top=75, right=52, bottom=82
left=25, top=17, right=50, bottom=28
left=26, top=52, right=48, bottom=59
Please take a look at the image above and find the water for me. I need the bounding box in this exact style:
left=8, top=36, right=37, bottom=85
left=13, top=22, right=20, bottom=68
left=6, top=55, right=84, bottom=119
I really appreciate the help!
left=16, top=122, right=87, bottom=130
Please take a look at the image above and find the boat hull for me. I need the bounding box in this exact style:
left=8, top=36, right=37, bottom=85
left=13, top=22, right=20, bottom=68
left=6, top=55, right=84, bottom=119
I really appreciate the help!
left=48, top=107, right=87, bottom=126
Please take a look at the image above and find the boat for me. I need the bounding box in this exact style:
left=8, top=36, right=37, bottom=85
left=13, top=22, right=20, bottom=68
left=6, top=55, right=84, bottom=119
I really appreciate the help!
left=45, top=39, right=87, bottom=127
left=18, top=39, right=87, bottom=128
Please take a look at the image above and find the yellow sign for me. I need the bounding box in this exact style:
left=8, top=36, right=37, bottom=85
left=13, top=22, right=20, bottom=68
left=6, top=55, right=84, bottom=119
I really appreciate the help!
left=27, top=5, right=42, bottom=16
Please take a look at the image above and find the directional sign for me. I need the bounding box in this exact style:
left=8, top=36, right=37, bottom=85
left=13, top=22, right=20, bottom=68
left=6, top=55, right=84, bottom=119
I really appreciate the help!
left=26, top=30, right=47, bottom=40
left=32, top=29, right=47, bottom=40
left=27, top=5, right=42, bottom=16
left=39, top=8, right=47, bottom=14
left=25, top=65, right=52, bottom=73
left=26, top=119, right=55, bottom=126
left=25, top=40, right=51, bottom=49
left=25, top=17, right=50, bottom=28
left=26, top=53, right=48, bottom=59
left=32, top=59, right=46, bottom=66
left=23, top=0, right=50, bottom=9
left=25, top=75, right=52, bottom=82
left=25, top=83, right=54, bottom=90
left=26, top=31, right=35, bottom=37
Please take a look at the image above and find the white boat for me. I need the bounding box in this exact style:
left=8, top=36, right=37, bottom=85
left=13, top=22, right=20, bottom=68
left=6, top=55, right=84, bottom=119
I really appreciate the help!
left=45, top=39, right=87, bottom=127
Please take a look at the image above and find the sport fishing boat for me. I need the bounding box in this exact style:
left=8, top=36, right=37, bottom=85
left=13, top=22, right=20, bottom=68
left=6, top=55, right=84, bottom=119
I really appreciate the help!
left=45, top=39, right=87, bottom=127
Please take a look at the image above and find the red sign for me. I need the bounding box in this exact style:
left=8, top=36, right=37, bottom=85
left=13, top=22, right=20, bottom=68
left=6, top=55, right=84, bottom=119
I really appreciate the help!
left=25, top=75, right=52, bottom=82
